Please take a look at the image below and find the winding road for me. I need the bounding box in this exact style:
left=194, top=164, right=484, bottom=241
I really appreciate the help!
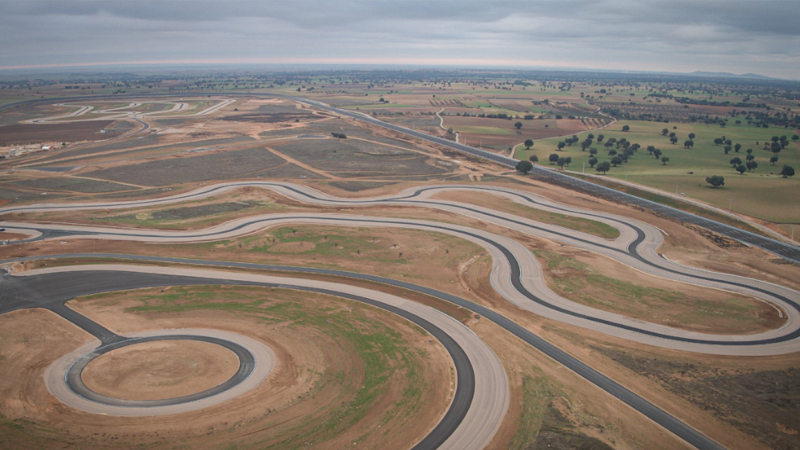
left=2, top=182, right=798, bottom=355
left=2, top=92, right=797, bottom=262
left=24, top=99, right=236, bottom=124
left=4, top=182, right=799, bottom=448
left=4, top=93, right=800, bottom=448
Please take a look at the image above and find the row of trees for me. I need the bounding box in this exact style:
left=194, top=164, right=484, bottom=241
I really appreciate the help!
left=707, top=164, right=795, bottom=188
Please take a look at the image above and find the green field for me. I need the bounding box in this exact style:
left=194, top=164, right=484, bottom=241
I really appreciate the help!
left=342, top=103, right=420, bottom=109
left=452, top=125, right=512, bottom=135
left=520, top=120, right=800, bottom=222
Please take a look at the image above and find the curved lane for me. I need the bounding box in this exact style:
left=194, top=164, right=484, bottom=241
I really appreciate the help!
left=3, top=183, right=799, bottom=355
left=3, top=267, right=507, bottom=450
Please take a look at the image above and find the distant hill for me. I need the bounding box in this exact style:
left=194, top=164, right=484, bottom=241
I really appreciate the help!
left=689, top=71, right=772, bottom=80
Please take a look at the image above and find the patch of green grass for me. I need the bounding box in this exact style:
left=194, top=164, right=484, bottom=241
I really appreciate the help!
left=563, top=173, right=769, bottom=237
left=508, top=375, right=551, bottom=450
left=518, top=119, right=800, bottom=222
left=341, top=103, right=419, bottom=109
left=499, top=199, right=620, bottom=239
left=452, top=126, right=512, bottom=135
left=92, top=200, right=282, bottom=229
left=532, top=250, right=765, bottom=330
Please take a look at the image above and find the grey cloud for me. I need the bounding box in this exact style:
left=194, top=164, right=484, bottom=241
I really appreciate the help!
left=0, top=0, right=797, bottom=78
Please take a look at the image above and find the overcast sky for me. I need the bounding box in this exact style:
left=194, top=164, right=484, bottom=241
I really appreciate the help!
left=1, top=0, right=798, bottom=78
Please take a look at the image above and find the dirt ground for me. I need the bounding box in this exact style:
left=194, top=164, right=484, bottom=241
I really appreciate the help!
left=81, top=340, right=240, bottom=401
left=0, top=286, right=453, bottom=450
left=0, top=120, right=128, bottom=146
left=443, top=115, right=592, bottom=150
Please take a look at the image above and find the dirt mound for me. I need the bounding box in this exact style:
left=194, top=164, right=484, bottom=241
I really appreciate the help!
left=81, top=340, right=239, bottom=401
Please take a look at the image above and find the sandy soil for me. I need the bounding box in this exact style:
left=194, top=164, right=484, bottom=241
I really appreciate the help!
left=81, top=340, right=240, bottom=401
left=442, top=116, right=591, bottom=150
left=0, top=120, right=120, bottom=146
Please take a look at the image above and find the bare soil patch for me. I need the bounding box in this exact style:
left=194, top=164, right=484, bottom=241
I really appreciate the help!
left=82, top=340, right=239, bottom=401
left=83, top=146, right=285, bottom=186
left=10, top=177, right=136, bottom=193
left=443, top=116, right=590, bottom=150
left=594, top=345, right=800, bottom=450
left=0, top=120, right=127, bottom=146
left=0, top=231, right=29, bottom=241
left=271, top=138, right=450, bottom=178
left=221, top=111, right=319, bottom=123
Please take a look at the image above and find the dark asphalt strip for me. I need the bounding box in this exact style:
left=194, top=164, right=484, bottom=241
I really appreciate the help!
left=0, top=269, right=474, bottom=450
left=2, top=256, right=724, bottom=450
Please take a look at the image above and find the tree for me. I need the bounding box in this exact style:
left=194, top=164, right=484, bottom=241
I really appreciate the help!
left=565, top=157, right=572, bottom=166
left=736, top=164, right=747, bottom=175
left=596, top=161, right=611, bottom=174
left=662, top=128, right=669, bottom=136
left=669, top=132, right=676, bottom=138
left=770, top=156, right=779, bottom=165
left=670, top=136, right=678, bottom=144
left=661, top=156, right=670, bottom=165
left=793, top=134, right=799, bottom=142
left=608, top=149, right=617, bottom=156
left=734, top=143, right=742, bottom=152
left=589, top=147, right=598, bottom=156
left=771, top=141, right=782, bottom=154
left=557, top=141, right=566, bottom=151
left=781, top=165, right=795, bottom=178
left=683, top=140, right=694, bottom=148
left=515, top=160, right=533, bottom=174
left=587, top=133, right=595, bottom=140
left=588, top=157, right=598, bottom=168
left=746, top=154, right=754, bottom=162
left=556, top=157, right=567, bottom=169
left=723, top=145, right=731, bottom=154
left=524, top=139, right=534, bottom=149
left=729, top=157, right=742, bottom=167
left=746, top=148, right=753, bottom=155
left=646, top=145, right=656, bottom=155
left=725, top=139, right=732, bottom=146
left=688, top=133, right=696, bottom=140
left=610, top=156, right=622, bottom=167
left=622, top=125, right=630, bottom=131
left=653, top=149, right=662, bottom=159
left=706, top=175, right=725, bottom=188
left=581, top=139, right=592, bottom=151
left=597, top=134, right=604, bottom=142
left=746, top=160, right=758, bottom=171
left=515, top=122, right=523, bottom=130
left=529, top=155, right=539, bottom=164
left=549, top=153, right=560, bottom=164
left=713, top=138, right=723, bottom=145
